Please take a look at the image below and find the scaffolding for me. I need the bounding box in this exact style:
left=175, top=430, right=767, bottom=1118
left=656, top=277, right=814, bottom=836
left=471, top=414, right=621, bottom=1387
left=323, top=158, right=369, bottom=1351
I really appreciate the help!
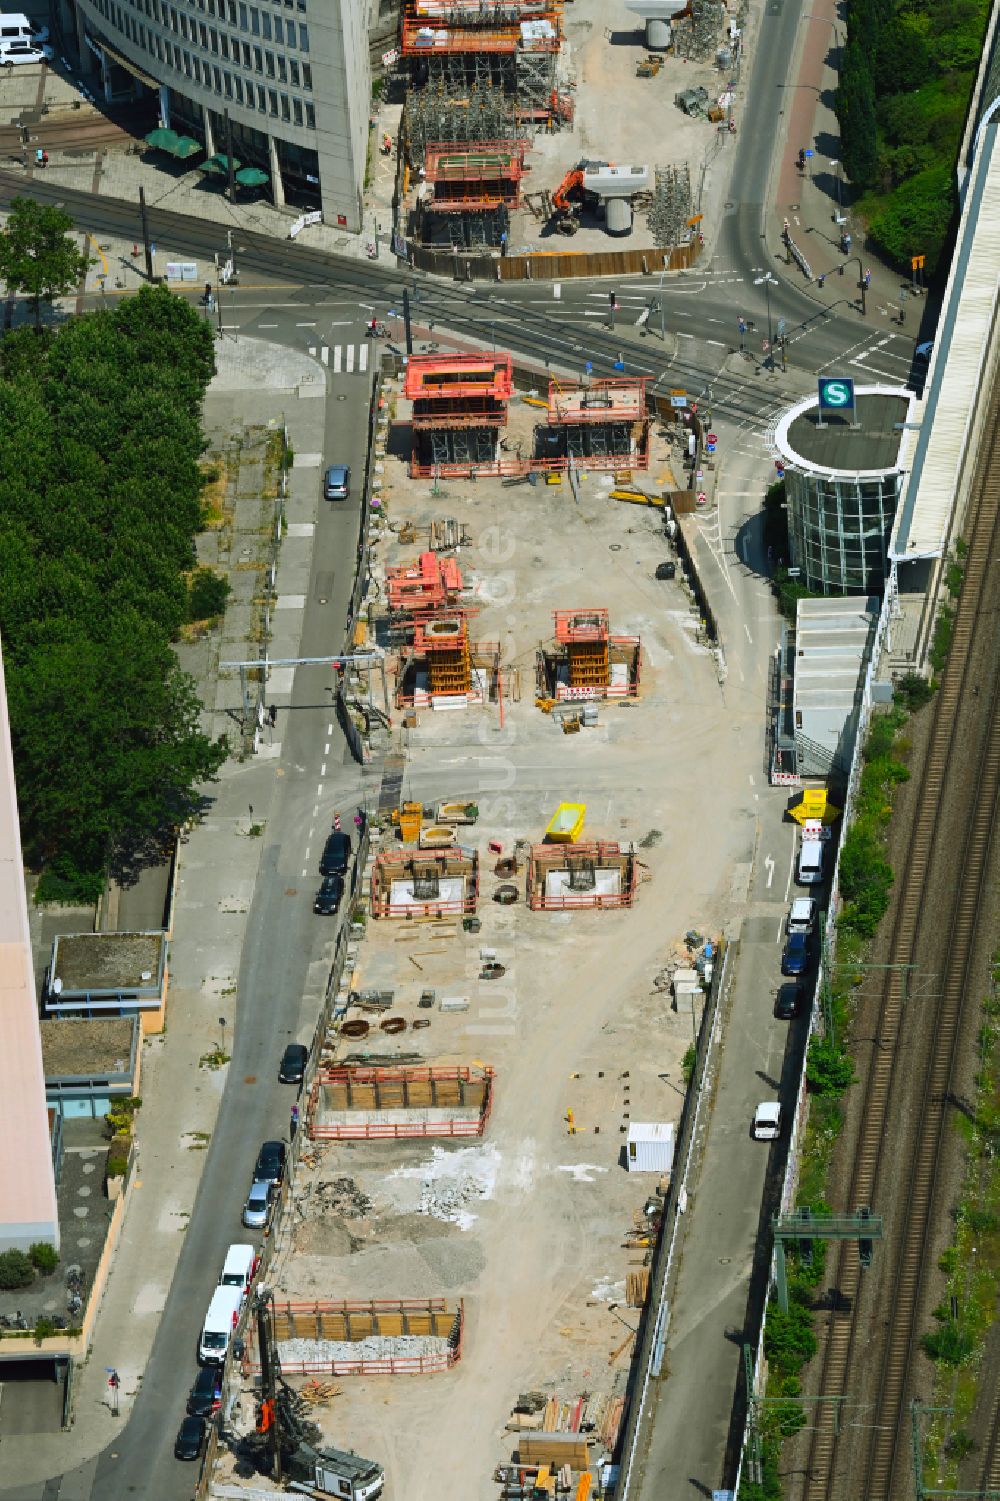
left=534, top=375, right=651, bottom=470
left=413, top=615, right=473, bottom=694
left=386, top=551, right=465, bottom=616
left=539, top=610, right=643, bottom=700
left=554, top=609, right=610, bottom=690
left=526, top=841, right=639, bottom=911
left=406, top=84, right=518, bottom=163
left=396, top=615, right=500, bottom=710
left=647, top=164, right=693, bottom=249
left=424, top=140, right=527, bottom=211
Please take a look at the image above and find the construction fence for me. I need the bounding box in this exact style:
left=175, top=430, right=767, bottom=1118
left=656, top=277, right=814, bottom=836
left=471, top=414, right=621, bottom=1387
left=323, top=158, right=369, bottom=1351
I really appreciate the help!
left=245, top=1298, right=464, bottom=1378
left=309, top=1062, right=495, bottom=1141
left=404, top=238, right=700, bottom=282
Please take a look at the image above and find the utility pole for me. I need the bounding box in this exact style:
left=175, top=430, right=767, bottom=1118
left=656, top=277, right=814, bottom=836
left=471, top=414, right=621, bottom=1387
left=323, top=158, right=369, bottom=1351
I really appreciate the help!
left=608, top=290, right=617, bottom=331
left=138, top=186, right=153, bottom=282
left=224, top=107, right=236, bottom=203
left=402, top=287, right=413, bottom=355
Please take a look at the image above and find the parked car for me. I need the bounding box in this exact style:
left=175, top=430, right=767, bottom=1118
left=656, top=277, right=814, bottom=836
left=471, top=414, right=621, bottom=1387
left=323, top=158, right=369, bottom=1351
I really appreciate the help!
left=319, top=830, right=352, bottom=876
left=242, top=1179, right=271, bottom=1230
left=915, top=340, right=934, bottom=360
left=655, top=561, right=676, bottom=581
left=781, top=930, right=812, bottom=977
left=787, top=897, right=817, bottom=934
left=0, top=39, right=53, bottom=62
left=752, top=1102, right=783, bottom=1141
left=323, top=463, right=350, bottom=500
left=186, top=1367, right=222, bottom=1417
left=279, top=1042, right=308, bottom=1083
left=174, top=1415, right=207, bottom=1461
left=774, top=982, right=806, bottom=1021
left=254, top=1139, right=286, bottom=1187
left=313, top=873, right=344, bottom=915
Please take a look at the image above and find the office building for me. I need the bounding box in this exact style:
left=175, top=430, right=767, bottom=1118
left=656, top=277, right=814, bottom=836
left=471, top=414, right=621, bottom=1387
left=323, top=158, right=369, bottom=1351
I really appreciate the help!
left=60, top=0, right=372, bottom=226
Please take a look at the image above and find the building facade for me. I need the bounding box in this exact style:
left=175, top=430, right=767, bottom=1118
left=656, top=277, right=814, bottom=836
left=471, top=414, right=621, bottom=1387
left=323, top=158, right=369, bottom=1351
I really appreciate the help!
left=60, top=0, right=372, bottom=226
left=0, top=636, right=60, bottom=1253
left=774, top=387, right=913, bottom=595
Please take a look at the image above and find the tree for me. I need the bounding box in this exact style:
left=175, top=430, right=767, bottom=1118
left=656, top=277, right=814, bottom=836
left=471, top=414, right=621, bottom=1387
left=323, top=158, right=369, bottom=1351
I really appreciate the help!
left=0, top=1249, right=34, bottom=1289
left=0, top=197, right=90, bottom=328
left=837, top=43, right=880, bottom=187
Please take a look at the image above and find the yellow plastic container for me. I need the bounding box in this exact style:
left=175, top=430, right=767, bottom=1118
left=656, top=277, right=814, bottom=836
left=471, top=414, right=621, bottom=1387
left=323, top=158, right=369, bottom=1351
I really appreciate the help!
left=544, top=802, right=586, bottom=843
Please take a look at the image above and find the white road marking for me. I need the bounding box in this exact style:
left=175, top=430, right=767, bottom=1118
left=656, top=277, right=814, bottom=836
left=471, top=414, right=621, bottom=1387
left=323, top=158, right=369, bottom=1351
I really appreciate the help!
left=296, top=321, right=317, bottom=327
left=765, top=854, right=775, bottom=889
left=347, top=344, right=356, bottom=373
left=320, top=762, right=327, bottom=776
left=784, top=832, right=796, bottom=901
left=320, top=346, right=329, bottom=365
left=324, top=742, right=331, bottom=754
left=327, top=723, right=334, bottom=734
left=333, top=345, right=343, bottom=373
left=359, top=342, right=369, bottom=371
left=257, top=322, right=277, bottom=328
left=744, top=623, right=753, bottom=642
left=317, top=783, right=324, bottom=795
left=301, top=867, right=307, bottom=878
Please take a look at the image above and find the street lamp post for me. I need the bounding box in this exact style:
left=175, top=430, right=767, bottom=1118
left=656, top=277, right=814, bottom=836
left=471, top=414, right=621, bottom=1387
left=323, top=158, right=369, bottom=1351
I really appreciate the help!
left=754, top=272, right=776, bottom=372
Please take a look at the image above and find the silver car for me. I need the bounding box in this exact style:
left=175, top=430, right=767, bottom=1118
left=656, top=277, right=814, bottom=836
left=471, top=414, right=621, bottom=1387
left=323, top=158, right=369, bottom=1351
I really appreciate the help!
left=323, top=464, right=350, bottom=500
left=242, top=1179, right=271, bottom=1229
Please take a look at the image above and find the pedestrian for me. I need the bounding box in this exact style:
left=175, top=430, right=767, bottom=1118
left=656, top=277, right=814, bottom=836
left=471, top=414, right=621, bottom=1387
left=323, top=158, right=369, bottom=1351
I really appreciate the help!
left=290, top=1104, right=299, bottom=1140
left=35, top=147, right=43, bottom=168
left=41, top=150, right=48, bottom=167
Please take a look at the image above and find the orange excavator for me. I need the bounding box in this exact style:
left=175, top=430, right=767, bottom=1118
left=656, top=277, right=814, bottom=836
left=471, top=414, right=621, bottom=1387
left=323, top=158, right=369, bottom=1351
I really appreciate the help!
left=549, top=158, right=610, bottom=234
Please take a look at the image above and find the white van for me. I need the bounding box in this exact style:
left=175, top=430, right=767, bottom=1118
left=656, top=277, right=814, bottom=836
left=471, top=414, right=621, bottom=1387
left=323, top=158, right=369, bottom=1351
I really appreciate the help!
left=0, top=12, right=46, bottom=42
left=797, top=836, right=824, bottom=885
left=787, top=897, right=817, bottom=933
left=219, top=1243, right=256, bottom=1296
left=199, top=1284, right=244, bottom=1364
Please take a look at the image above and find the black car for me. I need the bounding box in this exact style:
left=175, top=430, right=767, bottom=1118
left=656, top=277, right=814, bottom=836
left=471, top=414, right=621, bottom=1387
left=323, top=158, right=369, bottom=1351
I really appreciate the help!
left=319, top=830, right=352, bottom=876
left=174, top=1414, right=207, bottom=1461
left=279, top=1042, right=309, bottom=1083
left=186, top=1367, right=221, bottom=1418
left=254, top=1139, right=286, bottom=1187
left=774, top=982, right=806, bottom=1020
left=313, top=873, right=344, bottom=916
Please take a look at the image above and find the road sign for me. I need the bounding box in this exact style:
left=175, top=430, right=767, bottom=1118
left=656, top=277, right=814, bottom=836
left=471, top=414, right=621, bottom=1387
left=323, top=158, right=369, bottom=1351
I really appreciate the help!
left=706, top=440, right=716, bottom=454
left=818, top=377, right=855, bottom=412
left=585, top=361, right=593, bottom=373
left=804, top=148, right=814, bottom=158
left=706, top=431, right=717, bottom=445
left=911, top=254, right=925, bottom=270
left=776, top=317, right=786, bottom=336
left=687, top=213, right=704, bottom=226
left=669, top=394, right=688, bottom=408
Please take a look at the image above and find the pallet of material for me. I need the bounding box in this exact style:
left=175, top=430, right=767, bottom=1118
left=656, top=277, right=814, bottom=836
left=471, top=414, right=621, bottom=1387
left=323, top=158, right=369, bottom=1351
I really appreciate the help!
left=626, top=1268, right=650, bottom=1306
left=518, top=1434, right=591, bottom=1470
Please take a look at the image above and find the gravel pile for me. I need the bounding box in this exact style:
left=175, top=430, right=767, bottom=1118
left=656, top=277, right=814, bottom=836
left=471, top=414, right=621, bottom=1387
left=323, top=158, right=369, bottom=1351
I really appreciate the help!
left=278, top=1334, right=449, bottom=1364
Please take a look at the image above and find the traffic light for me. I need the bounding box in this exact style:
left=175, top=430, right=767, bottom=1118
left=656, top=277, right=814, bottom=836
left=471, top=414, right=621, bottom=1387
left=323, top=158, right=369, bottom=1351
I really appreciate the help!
left=817, top=274, right=826, bottom=289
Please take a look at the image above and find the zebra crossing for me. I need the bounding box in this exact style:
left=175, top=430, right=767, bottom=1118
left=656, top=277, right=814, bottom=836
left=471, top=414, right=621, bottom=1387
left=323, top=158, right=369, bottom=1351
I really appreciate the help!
left=309, top=341, right=370, bottom=373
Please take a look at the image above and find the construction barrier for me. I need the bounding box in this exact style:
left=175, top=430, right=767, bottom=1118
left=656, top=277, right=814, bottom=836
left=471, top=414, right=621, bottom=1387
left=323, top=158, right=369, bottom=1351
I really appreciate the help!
left=404, top=238, right=700, bottom=283
left=244, top=1298, right=464, bottom=1377
left=526, top=842, right=638, bottom=911
left=309, top=1063, right=494, bottom=1141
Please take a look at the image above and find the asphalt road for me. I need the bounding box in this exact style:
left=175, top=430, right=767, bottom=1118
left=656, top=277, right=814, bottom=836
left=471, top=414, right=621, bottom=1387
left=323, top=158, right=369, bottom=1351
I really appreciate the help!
left=0, top=5, right=936, bottom=1486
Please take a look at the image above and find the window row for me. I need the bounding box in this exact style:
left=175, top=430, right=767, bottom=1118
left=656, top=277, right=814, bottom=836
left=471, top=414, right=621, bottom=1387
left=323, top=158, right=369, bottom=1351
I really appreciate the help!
left=150, top=0, right=310, bottom=50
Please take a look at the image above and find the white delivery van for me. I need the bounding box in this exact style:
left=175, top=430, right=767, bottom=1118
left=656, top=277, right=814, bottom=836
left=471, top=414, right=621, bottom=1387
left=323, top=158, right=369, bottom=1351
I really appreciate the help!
left=219, top=1243, right=256, bottom=1296
left=0, top=12, right=41, bottom=41
left=199, top=1284, right=244, bottom=1364
left=796, top=819, right=827, bottom=886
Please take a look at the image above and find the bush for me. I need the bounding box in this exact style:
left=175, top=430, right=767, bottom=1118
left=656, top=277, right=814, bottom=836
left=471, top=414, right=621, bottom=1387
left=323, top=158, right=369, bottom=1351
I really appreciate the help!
left=922, top=1319, right=974, bottom=1365
left=0, top=1249, right=35, bottom=1289
left=867, top=163, right=956, bottom=274
left=765, top=1300, right=818, bottom=1375
left=682, top=1043, right=697, bottom=1087
left=186, top=567, right=230, bottom=623
left=28, top=1242, right=58, bottom=1275
left=929, top=601, right=955, bottom=673
left=33, top=1317, right=56, bottom=1344
left=35, top=855, right=106, bottom=906
left=106, top=1137, right=130, bottom=1180
left=895, top=672, right=933, bottom=712
left=807, top=1035, right=857, bottom=1095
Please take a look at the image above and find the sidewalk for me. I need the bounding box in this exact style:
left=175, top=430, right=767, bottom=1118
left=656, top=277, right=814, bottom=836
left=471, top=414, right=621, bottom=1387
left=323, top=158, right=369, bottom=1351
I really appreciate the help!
left=767, top=3, right=916, bottom=328
left=0, top=336, right=331, bottom=1487
left=3, top=58, right=399, bottom=266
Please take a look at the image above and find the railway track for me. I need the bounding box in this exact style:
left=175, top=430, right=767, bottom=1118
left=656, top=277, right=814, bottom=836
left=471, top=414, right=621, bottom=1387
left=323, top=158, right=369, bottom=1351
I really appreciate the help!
left=803, top=372, right=1000, bottom=1501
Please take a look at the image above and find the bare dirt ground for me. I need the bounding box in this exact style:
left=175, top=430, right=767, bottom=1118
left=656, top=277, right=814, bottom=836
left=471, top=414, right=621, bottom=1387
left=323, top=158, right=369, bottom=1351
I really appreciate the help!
left=256, top=374, right=767, bottom=1500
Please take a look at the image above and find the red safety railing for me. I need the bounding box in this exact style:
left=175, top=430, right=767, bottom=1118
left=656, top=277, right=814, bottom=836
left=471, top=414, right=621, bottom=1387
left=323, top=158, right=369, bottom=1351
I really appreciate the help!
left=527, top=842, right=638, bottom=911
left=408, top=450, right=649, bottom=479
left=547, top=376, right=648, bottom=425
left=309, top=1064, right=494, bottom=1141
left=403, top=352, right=513, bottom=402
left=370, top=848, right=480, bottom=918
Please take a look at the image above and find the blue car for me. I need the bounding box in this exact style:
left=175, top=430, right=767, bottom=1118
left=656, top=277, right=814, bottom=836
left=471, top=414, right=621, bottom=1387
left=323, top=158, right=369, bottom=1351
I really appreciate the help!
left=781, top=930, right=812, bottom=977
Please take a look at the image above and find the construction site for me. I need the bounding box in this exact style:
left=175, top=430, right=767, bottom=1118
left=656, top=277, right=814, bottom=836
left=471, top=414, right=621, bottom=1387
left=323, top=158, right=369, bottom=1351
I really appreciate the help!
left=396, top=353, right=652, bottom=480
left=225, top=339, right=770, bottom=1501
left=382, top=0, right=742, bottom=259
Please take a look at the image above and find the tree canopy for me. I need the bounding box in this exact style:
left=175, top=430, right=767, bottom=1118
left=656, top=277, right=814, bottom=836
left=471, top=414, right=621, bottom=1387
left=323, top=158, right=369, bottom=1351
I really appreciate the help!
left=0, top=197, right=91, bottom=327
left=0, top=279, right=225, bottom=894
left=836, top=0, right=989, bottom=271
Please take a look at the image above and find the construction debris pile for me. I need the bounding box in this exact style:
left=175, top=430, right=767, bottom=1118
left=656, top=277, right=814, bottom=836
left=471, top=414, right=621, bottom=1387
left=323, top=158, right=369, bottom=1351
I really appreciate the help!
left=278, top=1332, right=450, bottom=1365
left=294, top=1178, right=374, bottom=1222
